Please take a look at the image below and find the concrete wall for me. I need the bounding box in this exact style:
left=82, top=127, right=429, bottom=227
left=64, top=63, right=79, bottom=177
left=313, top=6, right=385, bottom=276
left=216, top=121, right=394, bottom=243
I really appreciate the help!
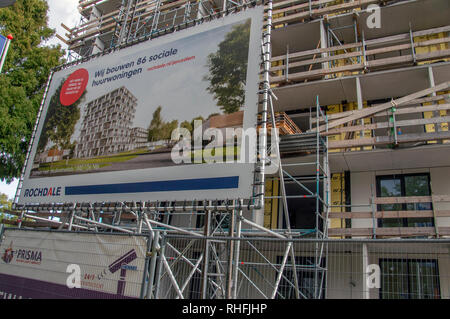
left=350, top=172, right=373, bottom=233
left=326, top=252, right=364, bottom=299
left=430, top=167, right=450, bottom=229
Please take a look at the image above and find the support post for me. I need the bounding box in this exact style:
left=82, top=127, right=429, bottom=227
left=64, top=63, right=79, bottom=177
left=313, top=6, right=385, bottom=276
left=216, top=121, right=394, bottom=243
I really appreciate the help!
left=370, top=184, right=377, bottom=239
left=428, top=66, right=443, bottom=141
left=319, top=19, right=328, bottom=77
left=285, top=44, right=289, bottom=82
left=200, top=202, right=211, bottom=299
left=17, top=210, right=24, bottom=228
left=68, top=204, right=76, bottom=231
left=256, top=0, right=273, bottom=210
left=232, top=199, right=243, bottom=299
left=356, top=77, right=364, bottom=141
left=362, top=30, right=368, bottom=71
left=430, top=181, right=440, bottom=238
left=146, top=231, right=160, bottom=299
left=226, top=200, right=236, bottom=298
left=409, top=23, right=416, bottom=64
left=140, top=234, right=152, bottom=299
left=153, top=232, right=166, bottom=299
left=362, top=243, right=369, bottom=299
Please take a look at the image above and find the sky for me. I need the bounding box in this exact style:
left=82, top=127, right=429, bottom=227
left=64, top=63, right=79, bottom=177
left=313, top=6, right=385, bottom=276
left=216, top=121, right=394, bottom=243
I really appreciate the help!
left=0, top=0, right=80, bottom=199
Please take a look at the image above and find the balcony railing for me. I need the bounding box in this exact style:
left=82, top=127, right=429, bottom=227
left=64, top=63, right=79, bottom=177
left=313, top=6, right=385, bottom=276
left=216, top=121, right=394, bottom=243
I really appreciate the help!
left=329, top=195, right=450, bottom=238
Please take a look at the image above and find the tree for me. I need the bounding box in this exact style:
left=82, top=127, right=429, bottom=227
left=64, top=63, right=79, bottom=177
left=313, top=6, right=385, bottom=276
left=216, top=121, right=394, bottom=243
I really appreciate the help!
left=0, top=193, right=12, bottom=222
left=148, top=106, right=164, bottom=142
left=180, top=120, right=192, bottom=134
left=36, top=79, right=84, bottom=154
left=0, top=0, right=66, bottom=182
left=161, top=120, right=178, bottom=140
left=204, top=19, right=251, bottom=114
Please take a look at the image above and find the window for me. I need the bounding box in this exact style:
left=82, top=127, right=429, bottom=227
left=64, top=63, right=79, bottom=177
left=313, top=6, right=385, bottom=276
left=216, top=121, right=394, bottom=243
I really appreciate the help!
left=284, top=178, right=324, bottom=230
left=380, top=259, right=440, bottom=299
left=275, top=256, right=326, bottom=299
left=376, top=173, right=433, bottom=227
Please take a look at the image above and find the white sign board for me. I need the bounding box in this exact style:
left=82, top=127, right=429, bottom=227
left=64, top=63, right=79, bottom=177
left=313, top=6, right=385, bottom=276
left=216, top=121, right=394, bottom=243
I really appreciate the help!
left=18, top=7, right=263, bottom=204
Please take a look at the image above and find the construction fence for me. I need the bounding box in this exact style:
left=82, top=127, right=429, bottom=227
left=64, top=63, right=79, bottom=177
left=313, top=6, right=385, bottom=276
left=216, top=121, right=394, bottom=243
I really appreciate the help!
left=158, top=234, right=450, bottom=299
left=0, top=227, right=449, bottom=299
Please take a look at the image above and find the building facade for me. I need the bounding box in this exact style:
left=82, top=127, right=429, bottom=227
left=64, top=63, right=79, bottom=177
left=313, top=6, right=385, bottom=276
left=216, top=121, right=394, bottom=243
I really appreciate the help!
left=76, top=86, right=138, bottom=158
left=130, top=126, right=149, bottom=149
left=50, top=0, right=450, bottom=299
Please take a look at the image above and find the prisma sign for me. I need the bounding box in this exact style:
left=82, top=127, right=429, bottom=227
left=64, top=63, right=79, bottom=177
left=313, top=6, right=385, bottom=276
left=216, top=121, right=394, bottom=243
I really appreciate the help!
left=18, top=7, right=263, bottom=204
left=0, top=230, right=146, bottom=298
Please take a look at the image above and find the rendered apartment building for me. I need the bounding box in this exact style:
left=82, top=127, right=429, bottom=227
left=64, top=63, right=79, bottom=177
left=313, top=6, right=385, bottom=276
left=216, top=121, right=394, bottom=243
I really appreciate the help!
left=130, top=127, right=149, bottom=149
left=40, top=0, right=450, bottom=299
left=76, top=86, right=138, bottom=158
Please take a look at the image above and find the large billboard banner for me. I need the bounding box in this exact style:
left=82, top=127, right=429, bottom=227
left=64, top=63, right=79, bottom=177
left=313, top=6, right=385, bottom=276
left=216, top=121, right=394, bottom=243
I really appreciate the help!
left=0, top=229, right=147, bottom=299
left=18, top=7, right=263, bottom=204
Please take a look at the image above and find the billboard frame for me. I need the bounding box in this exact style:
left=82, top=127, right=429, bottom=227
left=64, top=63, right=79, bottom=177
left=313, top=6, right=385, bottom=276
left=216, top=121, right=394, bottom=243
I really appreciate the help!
left=12, top=2, right=269, bottom=214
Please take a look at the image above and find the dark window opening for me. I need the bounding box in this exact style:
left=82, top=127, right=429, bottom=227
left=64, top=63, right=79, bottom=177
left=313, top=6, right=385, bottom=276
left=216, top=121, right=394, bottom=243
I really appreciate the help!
left=380, top=259, right=440, bottom=299
left=376, top=173, right=433, bottom=228
left=275, top=255, right=326, bottom=299
left=284, top=178, right=324, bottom=231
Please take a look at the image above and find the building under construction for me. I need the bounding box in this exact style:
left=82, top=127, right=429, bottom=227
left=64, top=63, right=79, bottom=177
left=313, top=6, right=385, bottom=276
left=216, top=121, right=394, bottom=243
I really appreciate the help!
left=3, top=0, right=450, bottom=299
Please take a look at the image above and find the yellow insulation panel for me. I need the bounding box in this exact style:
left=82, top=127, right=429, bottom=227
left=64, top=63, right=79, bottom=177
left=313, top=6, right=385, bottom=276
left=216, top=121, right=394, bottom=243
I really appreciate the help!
left=264, top=179, right=279, bottom=229
left=415, top=32, right=450, bottom=65
left=423, top=90, right=449, bottom=144
left=330, top=173, right=345, bottom=239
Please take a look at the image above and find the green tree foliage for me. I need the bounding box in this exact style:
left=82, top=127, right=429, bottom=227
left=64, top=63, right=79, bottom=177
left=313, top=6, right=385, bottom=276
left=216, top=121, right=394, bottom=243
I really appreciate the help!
left=147, top=106, right=179, bottom=141
left=204, top=19, right=251, bottom=114
left=180, top=120, right=192, bottom=134
left=179, top=116, right=205, bottom=136
left=36, top=79, right=84, bottom=153
left=0, top=193, right=12, bottom=222
left=0, top=0, right=65, bottom=182
left=148, top=106, right=164, bottom=142
left=162, top=120, right=178, bottom=140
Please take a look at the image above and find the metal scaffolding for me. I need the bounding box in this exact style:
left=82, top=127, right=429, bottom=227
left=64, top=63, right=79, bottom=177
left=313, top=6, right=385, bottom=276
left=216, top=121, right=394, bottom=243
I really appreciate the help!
left=66, top=0, right=257, bottom=61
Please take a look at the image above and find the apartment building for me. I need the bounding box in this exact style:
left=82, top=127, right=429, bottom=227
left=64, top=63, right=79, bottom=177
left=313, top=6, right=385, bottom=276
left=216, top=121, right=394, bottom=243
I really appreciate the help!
left=76, top=86, right=138, bottom=158
left=130, top=126, right=149, bottom=149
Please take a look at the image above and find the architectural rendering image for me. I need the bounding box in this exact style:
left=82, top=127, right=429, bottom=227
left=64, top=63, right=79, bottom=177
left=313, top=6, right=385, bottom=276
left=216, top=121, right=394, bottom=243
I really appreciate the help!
left=27, top=16, right=253, bottom=178
left=75, top=86, right=138, bottom=158
left=1, top=0, right=450, bottom=303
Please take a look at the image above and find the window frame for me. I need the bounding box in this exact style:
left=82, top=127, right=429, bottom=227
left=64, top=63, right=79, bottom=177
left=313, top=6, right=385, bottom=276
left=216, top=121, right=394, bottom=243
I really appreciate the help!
left=379, top=258, right=441, bottom=299
left=375, top=173, right=433, bottom=228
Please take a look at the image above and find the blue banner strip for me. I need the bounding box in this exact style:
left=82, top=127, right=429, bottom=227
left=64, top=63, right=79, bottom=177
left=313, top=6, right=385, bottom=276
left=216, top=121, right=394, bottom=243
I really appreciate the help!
left=65, top=176, right=239, bottom=195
